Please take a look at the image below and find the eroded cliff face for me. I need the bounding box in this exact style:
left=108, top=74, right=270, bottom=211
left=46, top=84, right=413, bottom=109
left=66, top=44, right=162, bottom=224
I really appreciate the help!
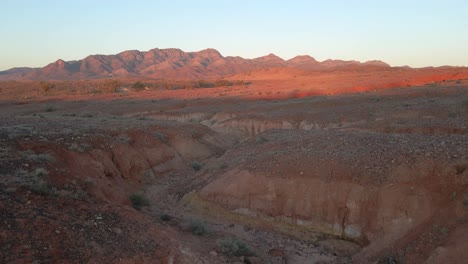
left=1, top=115, right=236, bottom=263
left=16, top=123, right=231, bottom=205
left=194, top=129, right=468, bottom=262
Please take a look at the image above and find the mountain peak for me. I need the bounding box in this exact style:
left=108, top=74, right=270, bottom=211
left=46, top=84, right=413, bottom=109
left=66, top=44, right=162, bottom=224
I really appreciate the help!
left=195, top=48, right=223, bottom=58
left=288, top=55, right=318, bottom=63
left=45, top=59, right=67, bottom=69
left=266, top=53, right=281, bottom=58
left=362, top=60, right=391, bottom=67
left=255, top=53, right=284, bottom=62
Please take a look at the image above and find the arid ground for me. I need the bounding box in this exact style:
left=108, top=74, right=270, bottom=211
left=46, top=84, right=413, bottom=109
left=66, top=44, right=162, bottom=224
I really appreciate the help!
left=1, top=52, right=468, bottom=264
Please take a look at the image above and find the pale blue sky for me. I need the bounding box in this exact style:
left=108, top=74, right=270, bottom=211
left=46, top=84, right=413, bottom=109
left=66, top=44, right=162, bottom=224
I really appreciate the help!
left=1, top=0, right=467, bottom=70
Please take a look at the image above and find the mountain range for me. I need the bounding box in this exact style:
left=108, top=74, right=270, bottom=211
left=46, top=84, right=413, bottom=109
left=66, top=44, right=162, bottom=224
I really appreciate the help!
left=0, top=48, right=393, bottom=80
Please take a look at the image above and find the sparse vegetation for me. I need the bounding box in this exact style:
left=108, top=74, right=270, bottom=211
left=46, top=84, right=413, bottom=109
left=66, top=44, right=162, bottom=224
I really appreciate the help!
left=21, top=168, right=51, bottom=195
left=160, top=214, right=172, bottom=222
left=462, top=99, right=468, bottom=110
left=103, top=79, right=122, bottom=92
left=154, top=132, right=168, bottom=143
left=132, top=81, right=146, bottom=91
left=130, top=192, right=149, bottom=210
left=29, top=177, right=50, bottom=195
left=214, top=79, right=234, bottom=87
left=378, top=255, right=401, bottom=264
left=116, top=134, right=132, bottom=144
left=189, top=219, right=207, bottom=235
left=191, top=161, right=201, bottom=171
left=39, top=81, right=55, bottom=93
left=32, top=167, right=49, bottom=177
left=0, top=146, right=10, bottom=159
left=218, top=238, right=256, bottom=257
left=22, top=151, right=55, bottom=163
left=451, top=191, right=458, bottom=200
left=84, top=176, right=95, bottom=187
left=0, top=78, right=249, bottom=98
left=43, top=105, right=56, bottom=112
left=255, top=136, right=268, bottom=144
left=195, top=80, right=215, bottom=88
left=55, top=187, right=88, bottom=200
left=81, top=113, right=94, bottom=118
left=432, top=224, right=448, bottom=240
left=68, top=143, right=85, bottom=152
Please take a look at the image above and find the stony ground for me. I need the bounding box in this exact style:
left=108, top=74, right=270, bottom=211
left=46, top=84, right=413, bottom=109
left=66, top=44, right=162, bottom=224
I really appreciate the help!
left=0, top=81, right=467, bottom=263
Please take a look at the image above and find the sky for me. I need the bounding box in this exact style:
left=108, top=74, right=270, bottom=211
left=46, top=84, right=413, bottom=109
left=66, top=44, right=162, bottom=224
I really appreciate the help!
left=1, top=0, right=467, bottom=70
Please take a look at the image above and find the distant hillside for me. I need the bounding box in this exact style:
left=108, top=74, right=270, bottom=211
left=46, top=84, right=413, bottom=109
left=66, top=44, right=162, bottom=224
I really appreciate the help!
left=0, top=48, right=392, bottom=80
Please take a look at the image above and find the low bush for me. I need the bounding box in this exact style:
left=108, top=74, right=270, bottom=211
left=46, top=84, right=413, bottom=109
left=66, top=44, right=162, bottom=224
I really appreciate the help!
left=160, top=214, right=172, bottom=221
left=130, top=193, right=149, bottom=210
left=132, top=81, right=146, bottom=91
left=192, top=161, right=201, bottom=171
left=23, top=151, right=55, bottom=163
left=189, top=219, right=207, bottom=235
left=255, top=136, right=268, bottom=144
left=29, top=178, right=50, bottom=195
left=218, top=238, right=256, bottom=257
left=43, top=105, right=56, bottom=112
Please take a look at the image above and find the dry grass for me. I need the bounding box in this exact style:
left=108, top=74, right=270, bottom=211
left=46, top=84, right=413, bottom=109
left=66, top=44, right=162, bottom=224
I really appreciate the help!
left=0, top=78, right=250, bottom=100
left=22, top=150, right=55, bottom=163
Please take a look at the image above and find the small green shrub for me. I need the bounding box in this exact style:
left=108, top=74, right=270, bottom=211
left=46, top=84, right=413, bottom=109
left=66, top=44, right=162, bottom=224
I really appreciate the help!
left=192, top=161, right=201, bottom=171
left=36, top=153, right=55, bottom=163
left=130, top=193, right=149, bottom=210
left=189, top=219, right=207, bottom=235
left=255, top=136, right=268, bottom=144
left=55, top=187, right=88, bottom=200
left=160, top=214, right=172, bottom=221
left=25, top=170, right=52, bottom=196
left=218, top=238, right=256, bottom=257
left=116, top=134, right=132, bottom=144
left=0, top=147, right=9, bottom=159
left=154, top=132, right=168, bottom=143
left=378, top=255, right=401, bottom=264
left=32, top=168, right=49, bottom=177
left=29, top=178, right=50, bottom=195
left=43, top=105, right=56, bottom=112
left=462, top=99, right=468, bottom=109
left=68, top=143, right=85, bottom=153
left=82, top=113, right=94, bottom=118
